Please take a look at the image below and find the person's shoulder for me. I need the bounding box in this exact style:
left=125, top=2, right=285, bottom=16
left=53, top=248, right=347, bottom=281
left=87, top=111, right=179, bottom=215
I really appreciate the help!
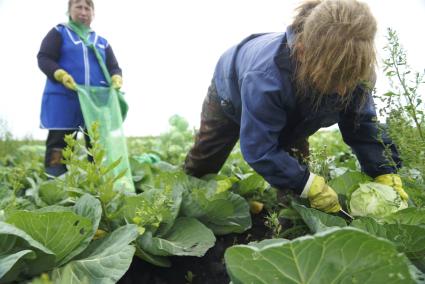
left=43, top=24, right=63, bottom=38
left=94, top=33, right=107, bottom=41
left=53, top=23, right=68, bottom=32
left=93, top=33, right=109, bottom=47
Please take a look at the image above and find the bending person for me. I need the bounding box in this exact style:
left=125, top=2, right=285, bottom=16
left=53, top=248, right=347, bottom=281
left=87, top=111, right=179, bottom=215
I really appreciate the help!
left=184, top=0, right=408, bottom=213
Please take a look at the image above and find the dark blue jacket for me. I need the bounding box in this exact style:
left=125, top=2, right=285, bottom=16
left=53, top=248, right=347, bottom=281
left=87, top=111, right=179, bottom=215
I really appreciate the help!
left=213, top=29, right=400, bottom=194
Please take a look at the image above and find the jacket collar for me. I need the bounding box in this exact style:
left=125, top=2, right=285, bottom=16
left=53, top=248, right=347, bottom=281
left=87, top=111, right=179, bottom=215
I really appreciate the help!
left=274, top=26, right=296, bottom=73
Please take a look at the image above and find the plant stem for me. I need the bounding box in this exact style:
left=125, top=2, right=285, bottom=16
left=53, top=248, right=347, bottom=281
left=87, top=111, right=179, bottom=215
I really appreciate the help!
left=390, top=37, right=424, bottom=141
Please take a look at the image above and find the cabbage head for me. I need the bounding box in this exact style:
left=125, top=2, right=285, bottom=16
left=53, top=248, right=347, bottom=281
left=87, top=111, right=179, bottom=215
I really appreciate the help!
left=349, top=182, right=408, bottom=218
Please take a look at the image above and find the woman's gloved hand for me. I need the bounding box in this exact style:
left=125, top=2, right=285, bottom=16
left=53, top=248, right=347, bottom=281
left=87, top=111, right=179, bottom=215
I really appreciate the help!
left=303, top=174, right=341, bottom=213
left=54, top=69, right=77, bottom=90
left=374, top=173, right=409, bottom=201
left=111, top=74, right=123, bottom=90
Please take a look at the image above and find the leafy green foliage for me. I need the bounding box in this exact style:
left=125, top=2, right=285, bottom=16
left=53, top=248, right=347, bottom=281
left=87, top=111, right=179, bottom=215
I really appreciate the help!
left=225, top=227, right=420, bottom=284
left=128, top=115, right=194, bottom=166
left=119, top=187, right=177, bottom=235
left=6, top=211, right=92, bottom=264
left=0, top=144, right=45, bottom=210
left=329, top=171, right=372, bottom=196
left=179, top=179, right=252, bottom=235
left=37, top=180, right=68, bottom=206
left=404, top=178, right=425, bottom=207
left=351, top=217, right=425, bottom=260
left=137, top=217, right=216, bottom=257
left=264, top=211, right=282, bottom=238
left=0, top=222, right=55, bottom=282
left=378, top=28, right=425, bottom=180
left=292, top=203, right=347, bottom=233
left=0, top=92, right=424, bottom=284
left=0, top=118, right=19, bottom=165
left=51, top=224, right=138, bottom=284
left=383, top=207, right=425, bottom=226
left=61, top=124, right=128, bottom=203
left=308, top=130, right=359, bottom=179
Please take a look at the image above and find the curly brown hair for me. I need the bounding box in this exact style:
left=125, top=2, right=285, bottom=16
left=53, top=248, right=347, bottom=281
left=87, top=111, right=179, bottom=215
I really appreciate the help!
left=291, top=0, right=377, bottom=108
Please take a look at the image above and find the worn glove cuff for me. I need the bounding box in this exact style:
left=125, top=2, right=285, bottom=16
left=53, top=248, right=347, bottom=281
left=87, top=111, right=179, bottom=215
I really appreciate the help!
left=300, top=172, right=316, bottom=198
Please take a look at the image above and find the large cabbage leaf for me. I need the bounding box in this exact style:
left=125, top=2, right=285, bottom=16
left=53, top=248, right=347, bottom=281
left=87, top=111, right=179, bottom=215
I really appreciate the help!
left=6, top=210, right=92, bottom=264
left=137, top=217, right=215, bottom=257
left=0, top=222, right=55, bottom=282
left=329, top=171, right=372, bottom=196
left=180, top=179, right=251, bottom=235
left=225, top=227, right=420, bottom=283
left=383, top=207, right=425, bottom=225
left=351, top=217, right=425, bottom=260
left=51, top=224, right=138, bottom=284
left=292, top=203, right=347, bottom=233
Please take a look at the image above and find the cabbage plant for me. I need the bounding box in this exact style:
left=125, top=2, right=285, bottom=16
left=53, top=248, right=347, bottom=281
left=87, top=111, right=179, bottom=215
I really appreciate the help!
left=349, top=182, right=408, bottom=218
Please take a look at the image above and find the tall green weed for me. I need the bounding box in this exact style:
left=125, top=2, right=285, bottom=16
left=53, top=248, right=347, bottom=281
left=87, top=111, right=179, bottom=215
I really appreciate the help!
left=378, top=28, right=425, bottom=181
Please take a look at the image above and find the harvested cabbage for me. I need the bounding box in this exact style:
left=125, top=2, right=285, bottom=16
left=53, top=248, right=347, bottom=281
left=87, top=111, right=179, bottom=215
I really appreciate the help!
left=349, top=182, right=408, bottom=218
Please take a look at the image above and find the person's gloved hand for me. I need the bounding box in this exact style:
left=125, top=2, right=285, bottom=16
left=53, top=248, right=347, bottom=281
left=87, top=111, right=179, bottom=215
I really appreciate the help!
left=54, top=69, right=77, bottom=91
left=111, top=74, right=122, bottom=90
left=304, top=174, right=341, bottom=213
left=374, top=173, right=409, bottom=201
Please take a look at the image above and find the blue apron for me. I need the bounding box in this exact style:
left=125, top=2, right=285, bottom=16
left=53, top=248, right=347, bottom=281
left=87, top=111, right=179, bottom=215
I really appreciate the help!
left=40, top=24, right=109, bottom=129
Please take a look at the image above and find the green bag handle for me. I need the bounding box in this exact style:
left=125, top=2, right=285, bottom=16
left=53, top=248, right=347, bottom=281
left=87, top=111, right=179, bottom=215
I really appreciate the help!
left=68, top=21, right=128, bottom=120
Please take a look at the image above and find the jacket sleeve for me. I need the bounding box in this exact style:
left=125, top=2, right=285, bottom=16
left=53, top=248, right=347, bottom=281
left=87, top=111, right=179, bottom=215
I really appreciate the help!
left=239, top=71, right=310, bottom=193
left=105, top=44, right=122, bottom=76
left=37, top=28, right=62, bottom=80
left=338, top=91, right=401, bottom=177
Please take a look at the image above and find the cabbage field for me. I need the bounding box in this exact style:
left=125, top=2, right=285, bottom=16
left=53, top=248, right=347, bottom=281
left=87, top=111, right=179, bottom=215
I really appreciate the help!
left=0, top=29, right=424, bottom=284
left=0, top=115, right=424, bottom=284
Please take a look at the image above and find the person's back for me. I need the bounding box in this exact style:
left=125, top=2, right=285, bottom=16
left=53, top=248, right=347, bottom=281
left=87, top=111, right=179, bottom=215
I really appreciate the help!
left=213, top=32, right=288, bottom=123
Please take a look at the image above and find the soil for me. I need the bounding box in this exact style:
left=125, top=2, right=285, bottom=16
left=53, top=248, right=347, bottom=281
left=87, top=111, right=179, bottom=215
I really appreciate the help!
left=118, top=211, right=273, bottom=284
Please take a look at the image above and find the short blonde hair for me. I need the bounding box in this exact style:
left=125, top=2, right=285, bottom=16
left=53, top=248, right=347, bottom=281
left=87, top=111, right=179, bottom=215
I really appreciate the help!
left=291, top=0, right=377, bottom=106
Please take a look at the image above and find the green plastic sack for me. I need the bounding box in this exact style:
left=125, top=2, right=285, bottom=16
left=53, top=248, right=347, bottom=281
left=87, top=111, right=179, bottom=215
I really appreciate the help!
left=133, top=153, right=161, bottom=164
left=118, top=92, right=129, bottom=121
left=77, top=85, right=134, bottom=193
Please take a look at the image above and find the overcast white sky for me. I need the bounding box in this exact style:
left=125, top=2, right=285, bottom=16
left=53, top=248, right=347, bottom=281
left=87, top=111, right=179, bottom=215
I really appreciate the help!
left=0, top=0, right=424, bottom=140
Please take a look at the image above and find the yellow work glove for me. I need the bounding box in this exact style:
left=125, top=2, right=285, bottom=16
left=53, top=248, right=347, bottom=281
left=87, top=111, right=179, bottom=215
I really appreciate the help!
left=111, top=74, right=122, bottom=90
left=304, top=175, right=341, bottom=213
left=374, top=173, right=409, bottom=201
left=54, top=69, right=77, bottom=91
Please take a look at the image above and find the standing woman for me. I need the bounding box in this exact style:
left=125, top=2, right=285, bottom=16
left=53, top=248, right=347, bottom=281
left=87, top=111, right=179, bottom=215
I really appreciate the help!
left=37, top=0, right=123, bottom=176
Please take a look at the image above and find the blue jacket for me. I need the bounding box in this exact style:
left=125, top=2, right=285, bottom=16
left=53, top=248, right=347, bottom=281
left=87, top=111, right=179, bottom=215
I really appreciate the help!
left=40, top=24, right=109, bottom=129
left=213, top=29, right=400, bottom=193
